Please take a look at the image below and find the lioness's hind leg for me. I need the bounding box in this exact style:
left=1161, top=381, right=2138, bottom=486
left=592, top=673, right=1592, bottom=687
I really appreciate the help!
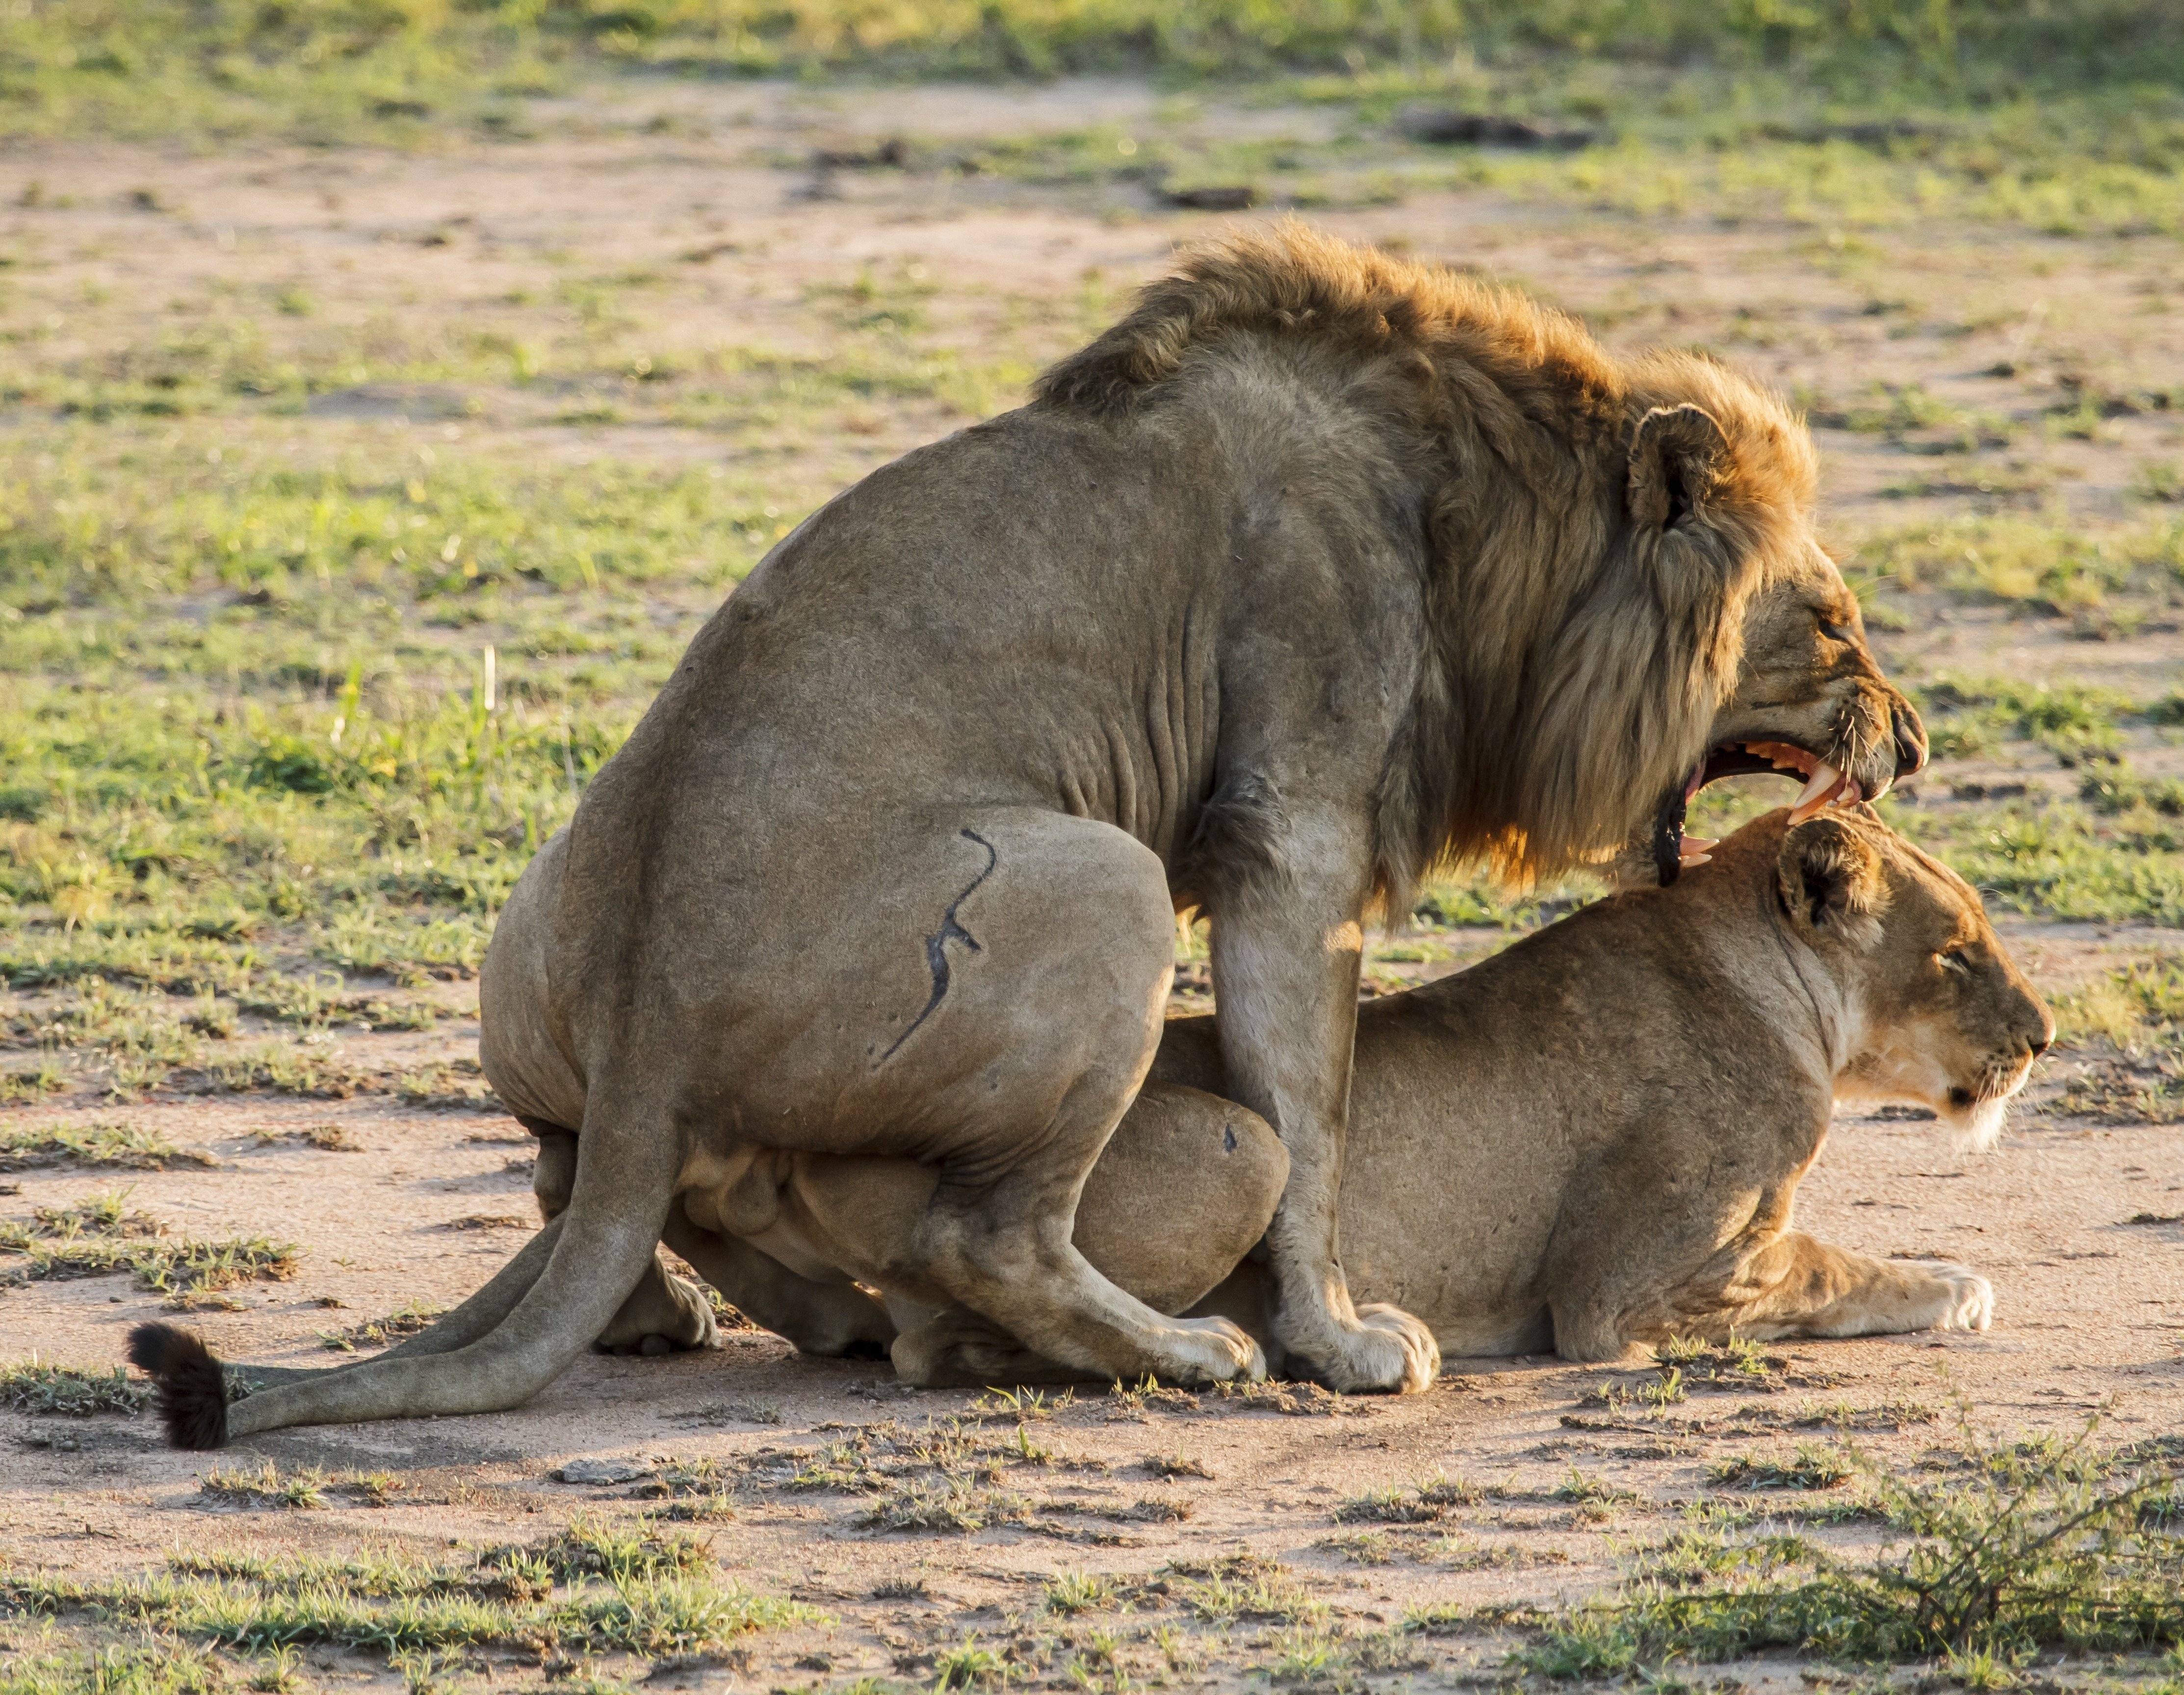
left=892, top=1307, right=1092, bottom=1388
left=661, top=1213, right=897, bottom=1361
left=533, top=1127, right=717, bottom=1356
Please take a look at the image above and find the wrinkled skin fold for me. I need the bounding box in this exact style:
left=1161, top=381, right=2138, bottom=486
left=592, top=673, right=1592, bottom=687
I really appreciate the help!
left=127, top=227, right=1929, bottom=1446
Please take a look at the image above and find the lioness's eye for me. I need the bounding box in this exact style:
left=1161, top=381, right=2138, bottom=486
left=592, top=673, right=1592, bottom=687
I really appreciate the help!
left=1820, top=617, right=1858, bottom=644
left=1940, top=950, right=1970, bottom=973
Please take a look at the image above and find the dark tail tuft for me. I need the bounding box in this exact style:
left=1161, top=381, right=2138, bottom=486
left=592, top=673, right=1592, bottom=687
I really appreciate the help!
left=126, top=1322, right=230, bottom=1450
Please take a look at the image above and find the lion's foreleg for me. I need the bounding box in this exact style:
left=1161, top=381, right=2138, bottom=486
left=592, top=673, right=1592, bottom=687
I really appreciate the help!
left=1206, top=819, right=1437, bottom=1394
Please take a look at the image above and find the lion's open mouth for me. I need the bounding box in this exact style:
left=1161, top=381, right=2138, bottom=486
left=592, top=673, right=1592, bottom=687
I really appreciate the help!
left=1651, top=740, right=1868, bottom=886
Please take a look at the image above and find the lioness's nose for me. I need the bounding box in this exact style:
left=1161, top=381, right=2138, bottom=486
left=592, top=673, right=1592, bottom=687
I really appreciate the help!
left=1892, top=704, right=1928, bottom=778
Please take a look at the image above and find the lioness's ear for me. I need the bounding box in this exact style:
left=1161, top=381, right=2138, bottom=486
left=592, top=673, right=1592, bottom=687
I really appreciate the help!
left=1627, top=404, right=1730, bottom=532
left=1777, top=816, right=1885, bottom=943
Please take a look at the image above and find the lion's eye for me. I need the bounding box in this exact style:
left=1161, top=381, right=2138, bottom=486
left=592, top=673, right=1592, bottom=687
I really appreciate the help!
left=1820, top=618, right=1858, bottom=644
left=1940, top=950, right=1970, bottom=974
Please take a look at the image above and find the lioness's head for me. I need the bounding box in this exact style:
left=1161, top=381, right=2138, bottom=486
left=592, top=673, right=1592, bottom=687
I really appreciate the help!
left=1761, top=806, right=2052, bottom=1148
left=1615, top=360, right=1926, bottom=886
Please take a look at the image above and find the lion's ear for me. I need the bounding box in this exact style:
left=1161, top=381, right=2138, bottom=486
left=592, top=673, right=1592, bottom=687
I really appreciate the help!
left=1777, top=815, right=1885, bottom=944
left=1627, top=404, right=1730, bottom=532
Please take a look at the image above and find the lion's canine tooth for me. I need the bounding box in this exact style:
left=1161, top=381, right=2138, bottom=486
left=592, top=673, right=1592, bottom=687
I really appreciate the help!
left=1789, top=761, right=1844, bottom=823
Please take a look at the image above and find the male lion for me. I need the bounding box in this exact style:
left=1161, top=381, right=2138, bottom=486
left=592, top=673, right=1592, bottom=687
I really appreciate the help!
left=611, top=806, right=2053, bottom=1379
left=131, top=226, right=1926, bottom=1446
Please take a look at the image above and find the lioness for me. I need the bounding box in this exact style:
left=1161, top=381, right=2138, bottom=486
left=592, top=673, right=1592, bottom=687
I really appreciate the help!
left=131, top=228, right=1927, bottom=1446
left=643, top=806, right=2053, bottom=1378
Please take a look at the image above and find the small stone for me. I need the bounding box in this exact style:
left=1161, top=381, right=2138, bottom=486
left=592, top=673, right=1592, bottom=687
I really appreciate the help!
left=551, top=1457, right=650, bottom=1486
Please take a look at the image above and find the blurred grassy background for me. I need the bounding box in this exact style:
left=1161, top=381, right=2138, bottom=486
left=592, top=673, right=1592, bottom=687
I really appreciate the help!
left=8, top=0, right=2182, bottom=134
left=3, top=0, right=2183, bottom=1104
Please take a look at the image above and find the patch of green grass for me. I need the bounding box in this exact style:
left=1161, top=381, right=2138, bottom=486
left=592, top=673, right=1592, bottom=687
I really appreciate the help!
left=1517, top=1410, right=2184, bottom=1675
left=1654, top=1335, right=1780, bottom=1387
left=1169, top=1553, right=1325, bottom=1628
left=2081, top=765, right=2184, bottom=820
left=931, top=1635, right=1009, bottom=1691
left=0, top=1119, right=210, bottom=1171
left=1887, top=797, right=2184, bottom=926
left=200, top=1461, right=330, bottom=1511
left=1708, top=1445, right=1855, bottom=1491
left=1554, top=1468, right=1645, bottom=1509
left=0, top=1357, right=152, bottom=1415
left=1851, top=516, right=2184, bottom=614
left=0, top=1640, right=230, bottom=1695
left=0, top=1186, right=299, bottom=1297
left=2053, top=954, right=2184, bottom=1055
left=5, top=1537, right=819, bottom=1664
left=1319, top=1528, right=1400, bottom=1565
left=1911, top=674, right=2137, bottom=766
left=1043, top=1570, right=1122, bottom=1615
left=317, top=1298, right=446, bottom=1352
left=1334, top=1472, right=1482, bottom=1523
left=6, top=1, right=2180, bottom=146
left=853, top=1476, right=1030, bottom=1533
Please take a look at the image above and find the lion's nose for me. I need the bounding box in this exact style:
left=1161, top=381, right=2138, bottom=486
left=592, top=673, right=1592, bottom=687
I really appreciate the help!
left=1892, top=705, right=1928, bottom=778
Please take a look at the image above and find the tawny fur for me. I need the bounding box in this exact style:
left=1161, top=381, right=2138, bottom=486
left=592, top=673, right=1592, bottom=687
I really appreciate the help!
left=126, top=228, right=1928, bottom=1440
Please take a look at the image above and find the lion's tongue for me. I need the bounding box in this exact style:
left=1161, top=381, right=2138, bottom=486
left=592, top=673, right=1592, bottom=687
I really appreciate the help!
left=1789, top=761, right=1863, bottom=823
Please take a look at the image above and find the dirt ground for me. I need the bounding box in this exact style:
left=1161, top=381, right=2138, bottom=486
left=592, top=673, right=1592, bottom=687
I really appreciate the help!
left=4, top=77, right=2184, bottom=1691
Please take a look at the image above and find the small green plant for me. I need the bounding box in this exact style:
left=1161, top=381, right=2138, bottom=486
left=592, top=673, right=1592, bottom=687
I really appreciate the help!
left=0, top=1357, right=152, bottom=1414
left=932, top=1634, right=1008, bottom=1689
left=1319, top=1529, right=1398, bottom=1565
left=1556, top=1468, right=1644, bottom=1507
left=1, top=1189, right=300, bottom=1298
left=319, top=1299, right=447, bottom=1351
left=1335, top=1470, right=1481, bottom=1523
left=1044, top=1571, right=1119, bottom=1614
left=0, top=1119, right=209, bottom=1170
left=200, top=1461, right=328, bottom=1509
left=1519, top=1407, right=2184, bottom=1673
left=1709, top=1444, right=1854, bottom=1490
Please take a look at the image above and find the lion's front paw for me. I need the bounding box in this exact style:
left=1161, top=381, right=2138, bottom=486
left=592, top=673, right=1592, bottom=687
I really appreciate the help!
left=1286, top=1304, right=1438, bottom=1394
left=1168, top=1315, right=1266, bottom=1387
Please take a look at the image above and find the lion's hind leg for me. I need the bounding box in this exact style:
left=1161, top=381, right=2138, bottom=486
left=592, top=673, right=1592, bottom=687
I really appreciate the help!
left=532, top=1125, right=718, bottom=1356
left=883, top=813, right=1263, bottom=1388
left=1688, top=1231, right=1993, bottom=1344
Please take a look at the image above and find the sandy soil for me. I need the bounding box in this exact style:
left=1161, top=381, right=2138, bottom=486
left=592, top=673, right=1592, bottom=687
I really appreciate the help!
left=4, top=76, right=2184, bottom=1690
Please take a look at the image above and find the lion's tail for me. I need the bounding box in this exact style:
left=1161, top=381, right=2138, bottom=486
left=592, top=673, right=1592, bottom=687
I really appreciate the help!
left=125, top=1074, right=675, bottom=1447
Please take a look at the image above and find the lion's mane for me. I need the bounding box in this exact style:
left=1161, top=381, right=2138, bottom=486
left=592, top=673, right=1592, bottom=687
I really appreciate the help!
left=1035, top=223, right=1822, bottom=907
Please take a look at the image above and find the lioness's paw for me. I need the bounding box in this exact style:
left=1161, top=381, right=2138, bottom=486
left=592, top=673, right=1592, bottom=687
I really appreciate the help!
left=1912, top=1260, right=1993, bottom=1332
left=1292, top=1305, right=1438, bottom=1395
